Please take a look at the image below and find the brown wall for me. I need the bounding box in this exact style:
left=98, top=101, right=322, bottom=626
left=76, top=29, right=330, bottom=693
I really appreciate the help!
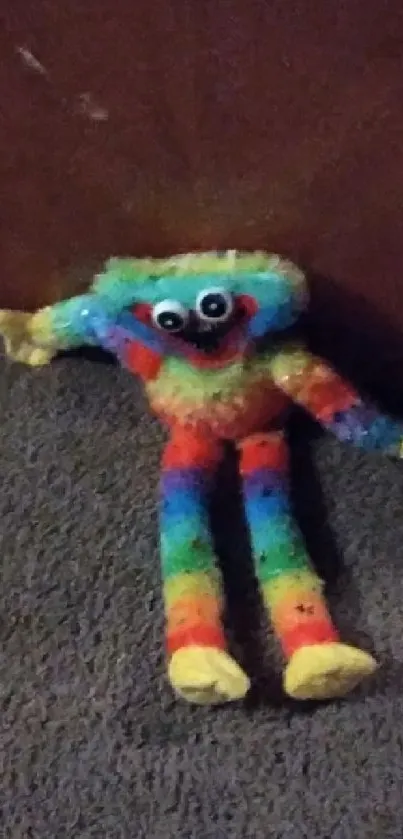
left=2, top=1, right=403, bottom=396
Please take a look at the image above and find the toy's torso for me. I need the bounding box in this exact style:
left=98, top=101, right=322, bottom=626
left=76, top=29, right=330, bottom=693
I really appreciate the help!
left=146, top=347, right=291, bottom=440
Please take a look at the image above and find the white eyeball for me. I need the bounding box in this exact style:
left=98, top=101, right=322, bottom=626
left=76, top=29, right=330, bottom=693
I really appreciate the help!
left=195, top=287, right=234, bottom=323
left=152, top=300, right=189, bottom=333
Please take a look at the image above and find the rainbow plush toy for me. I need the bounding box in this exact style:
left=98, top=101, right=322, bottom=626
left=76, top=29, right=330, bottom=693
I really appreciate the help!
left=1, top=251, right=402, bottom=704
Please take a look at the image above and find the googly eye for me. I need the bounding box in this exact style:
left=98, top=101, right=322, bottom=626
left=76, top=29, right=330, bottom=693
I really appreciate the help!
left=152, top=300, right=189, bottom=333
left=195, top=287, right=234, bottom=323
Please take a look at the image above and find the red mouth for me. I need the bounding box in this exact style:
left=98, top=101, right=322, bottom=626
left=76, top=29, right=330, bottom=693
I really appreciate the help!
left=171, top=325, right=248, bottom=369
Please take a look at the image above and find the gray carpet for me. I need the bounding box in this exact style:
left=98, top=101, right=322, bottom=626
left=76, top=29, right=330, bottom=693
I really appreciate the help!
left=1, top=354, right=403, bottom=839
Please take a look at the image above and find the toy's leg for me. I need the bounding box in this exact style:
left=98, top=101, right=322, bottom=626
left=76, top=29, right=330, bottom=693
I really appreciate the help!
left=238, top=431, right=377, bottom=700
left=160, top=427, right=250, bottom=704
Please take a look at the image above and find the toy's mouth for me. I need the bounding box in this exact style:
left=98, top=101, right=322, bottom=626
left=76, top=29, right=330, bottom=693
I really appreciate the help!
left=181, top=323, right=227, bottom=354
left=132, top=294, right=257, bottom=369
left=166, top=311, right=250, bottom=369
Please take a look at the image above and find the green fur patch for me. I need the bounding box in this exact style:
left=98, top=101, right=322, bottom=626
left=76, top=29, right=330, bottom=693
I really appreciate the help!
left=91, top=251, right=306, bottom=311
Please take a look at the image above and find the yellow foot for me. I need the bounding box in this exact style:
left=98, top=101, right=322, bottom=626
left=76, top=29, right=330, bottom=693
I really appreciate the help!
left=168, top=646, right=250, bottom=705
left=284, top=642, right=377, bottom=701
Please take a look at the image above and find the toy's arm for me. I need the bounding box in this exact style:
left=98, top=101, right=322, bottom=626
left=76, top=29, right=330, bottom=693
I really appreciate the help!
left=0, top=294, right=105, bottom=366
left=0, top=294, right=167, bottom=377
left=270, top=345, right=403, bottom=456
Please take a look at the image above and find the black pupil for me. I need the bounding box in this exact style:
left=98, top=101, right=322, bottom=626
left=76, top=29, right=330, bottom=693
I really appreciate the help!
left=157, top=310, right=184, bottom=331
left=200, top=293, right=228, bottom=319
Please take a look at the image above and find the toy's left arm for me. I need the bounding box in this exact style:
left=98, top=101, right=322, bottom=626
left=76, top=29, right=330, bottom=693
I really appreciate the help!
left=270, top=346, right=403, bottom=457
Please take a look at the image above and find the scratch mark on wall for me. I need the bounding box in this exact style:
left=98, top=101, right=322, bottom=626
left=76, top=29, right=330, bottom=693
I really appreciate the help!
left=15, top=47, right=109, bottom=125
left=16, top=46, right=48, bottom=78
left=75, top=92, right=109, bottom=122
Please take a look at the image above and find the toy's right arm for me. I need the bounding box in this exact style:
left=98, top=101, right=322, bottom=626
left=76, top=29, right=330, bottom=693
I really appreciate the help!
left=0, top=293, right=169, bottom=382
left=0, top=294, right=111, bottom=366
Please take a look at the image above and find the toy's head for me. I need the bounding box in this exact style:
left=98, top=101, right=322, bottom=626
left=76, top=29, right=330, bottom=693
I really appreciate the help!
left=92, top=251, right=307, bottom=369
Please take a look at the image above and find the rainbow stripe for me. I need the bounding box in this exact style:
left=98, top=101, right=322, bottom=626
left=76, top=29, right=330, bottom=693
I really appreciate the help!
left=147, top=354, right=289, bottom=440
left=160, top=431, right=226, bottom=656
left=239, top=432, right=338, bottom=659
left=271, top=349, right=403, bottom=455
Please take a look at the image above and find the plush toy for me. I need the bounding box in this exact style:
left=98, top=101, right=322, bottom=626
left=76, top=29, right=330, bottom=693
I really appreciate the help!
left=1, top=251, right=401, bottom=705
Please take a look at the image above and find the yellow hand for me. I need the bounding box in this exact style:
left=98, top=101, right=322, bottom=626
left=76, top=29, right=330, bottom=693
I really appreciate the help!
left=0, top=309, right=55, bottom=366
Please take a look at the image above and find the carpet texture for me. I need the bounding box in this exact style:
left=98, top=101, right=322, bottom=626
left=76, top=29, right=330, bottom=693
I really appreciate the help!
left=1, top=355, right=403, bottom=838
